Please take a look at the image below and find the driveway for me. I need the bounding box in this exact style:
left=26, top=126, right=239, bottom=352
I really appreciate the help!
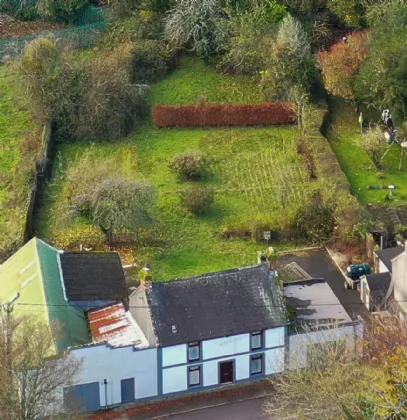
left=278, top=248, right=368, bottom=319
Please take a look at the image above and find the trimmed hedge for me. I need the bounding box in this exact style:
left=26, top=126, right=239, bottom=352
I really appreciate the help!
left=152, top=103, right=296, bottom=128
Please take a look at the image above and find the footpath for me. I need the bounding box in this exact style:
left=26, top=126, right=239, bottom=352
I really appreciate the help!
left=87, top=380, right=272, bottom=420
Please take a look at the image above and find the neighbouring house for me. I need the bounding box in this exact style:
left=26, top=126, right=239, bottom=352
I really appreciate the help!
left=374, top=246, right=403, bottom=273
left=1, top=241, right=363, bottom=415
left=0, top=238, right=130, bottom=354
left=284, top=278, right=362, bottom=370
left=360, top=273, right=391, bottom=312
left=384, top=248, right=407, bottom=313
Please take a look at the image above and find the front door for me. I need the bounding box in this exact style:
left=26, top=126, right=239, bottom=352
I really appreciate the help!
left=220, top=361, right=234, bottom=384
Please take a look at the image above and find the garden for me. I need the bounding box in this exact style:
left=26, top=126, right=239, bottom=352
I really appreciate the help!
left=34, top=57, right=320, bottom=280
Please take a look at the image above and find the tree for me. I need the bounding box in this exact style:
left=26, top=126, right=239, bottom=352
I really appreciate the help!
left=164, top=0, right=224, bottom=59
left=354, top=4, right=407, bottom=119
left=317, top=31, right=371, bottom=99
left=71, top=176, right=155, bottom=245
left=0, top=311, right=81, bottom=420
left=261, top=14, right=315, bottom=100
left=357, top=126, right=387, bottom=169
left=327, top=0, right=365, bottom=28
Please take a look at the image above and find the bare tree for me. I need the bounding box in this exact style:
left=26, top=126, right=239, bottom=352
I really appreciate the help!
left=0, top=309, right=82, bottom=420
left=357, top=126, right=387, bottom=169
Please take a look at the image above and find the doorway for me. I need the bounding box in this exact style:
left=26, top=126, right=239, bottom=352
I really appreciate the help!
left=219, top=360, right=234, bottom=384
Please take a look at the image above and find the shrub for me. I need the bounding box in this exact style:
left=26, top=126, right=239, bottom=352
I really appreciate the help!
left=0, top=0, right=39, bottom=20
left=327, top=0, right=365, bottom=29
left=17, top=39, right=148, bottom=141
left=129, top=40, right=176, bottom=83
left=180, top=185, right=214, bottom=215
left=37, top=0, right=89, bottom=23
left=153, top=103, right=296, bottom=127
left=292, top=203, right=335, bottom=244
left=170, top=151, right=208, bottom=180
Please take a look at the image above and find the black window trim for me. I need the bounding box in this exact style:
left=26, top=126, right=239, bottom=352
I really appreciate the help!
left=251, top=330, right=263, bottom=350
left=250, top=353, right=264, bottom=376
left=188, top=341, right=201, bottom=361
left=188, top=365, right=202, bottom=388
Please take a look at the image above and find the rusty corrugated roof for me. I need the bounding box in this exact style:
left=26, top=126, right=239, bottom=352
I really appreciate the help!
left=88, top=303, right=148, bottom=348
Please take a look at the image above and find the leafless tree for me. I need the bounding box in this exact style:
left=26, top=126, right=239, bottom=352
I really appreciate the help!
left=0, top=309, right=82, bottom=420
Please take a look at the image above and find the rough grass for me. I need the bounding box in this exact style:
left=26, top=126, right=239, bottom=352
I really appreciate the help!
left=325, top=97, right=407, bottom=204
left=0, top=64, right=35, bottom=236
left=35, top=56, right=310, bottom=280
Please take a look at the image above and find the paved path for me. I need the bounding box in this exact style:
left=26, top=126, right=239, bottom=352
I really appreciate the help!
left=147, top=396, right=269, bottom=420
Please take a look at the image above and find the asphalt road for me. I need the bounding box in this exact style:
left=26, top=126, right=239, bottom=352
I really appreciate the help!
left=159, top=397, right=269, bottom=420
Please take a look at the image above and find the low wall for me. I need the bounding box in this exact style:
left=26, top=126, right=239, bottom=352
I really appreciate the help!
left=152, top=103, right=296, bottom=128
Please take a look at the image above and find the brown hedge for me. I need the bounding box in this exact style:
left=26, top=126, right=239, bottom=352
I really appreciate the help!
left=152, top=103, right=296, bottom=128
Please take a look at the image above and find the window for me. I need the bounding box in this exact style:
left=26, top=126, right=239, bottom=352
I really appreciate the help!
left=188, top=342, right=200, bottom=361
left=250, top=354, right=263, bottom=376
left=251, top=331, right=263, bottom=350
left=188, top=366, right=201, bottom=387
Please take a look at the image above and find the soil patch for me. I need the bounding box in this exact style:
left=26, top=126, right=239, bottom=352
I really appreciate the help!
left=296, top=137, right=317, bottom=180
left=0, top=14, right=68, bottom=40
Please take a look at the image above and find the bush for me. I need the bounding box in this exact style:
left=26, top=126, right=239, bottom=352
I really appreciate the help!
left=37, top=0, right=89, bottom=23
left=180, top=185, right=214, bottom=215
left=153, top=103, right=296, bottom=127
left=0, top=0, right=39, bottom=20
left=170, top=151, right=208, bottom=180
left=292, top=203, right=335, bottom=244
left=129, top=40, right=176, bottom=83
left=17, top=39, right=148, bottom=141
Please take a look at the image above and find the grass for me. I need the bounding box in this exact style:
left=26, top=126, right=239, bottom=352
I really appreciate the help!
left=0, top=64, right=35, bottom=239
left=325, top=97, right=407, bottom=204
left=35, top=56, right=311, bottom=281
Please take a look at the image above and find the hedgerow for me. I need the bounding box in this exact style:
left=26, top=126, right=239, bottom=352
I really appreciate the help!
left=152, top=103, right=296, bottom=127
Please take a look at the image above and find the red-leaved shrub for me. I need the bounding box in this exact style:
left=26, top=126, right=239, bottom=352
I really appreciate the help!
left=152, top=103, right=296, bottom=128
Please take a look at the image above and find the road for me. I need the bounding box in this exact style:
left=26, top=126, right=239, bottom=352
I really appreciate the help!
left=155, top=397, right=269, bottom=420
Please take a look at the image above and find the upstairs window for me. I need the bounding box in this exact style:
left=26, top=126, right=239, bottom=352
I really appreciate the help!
left=188, top=342, right=200, bottom=361
left=251, top=331, right=263, bottom=350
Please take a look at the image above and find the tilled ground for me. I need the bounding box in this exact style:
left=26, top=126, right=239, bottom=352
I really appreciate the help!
left=0, top=13, right=68, bottom=40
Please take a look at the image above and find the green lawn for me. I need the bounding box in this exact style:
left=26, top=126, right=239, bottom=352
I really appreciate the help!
left=325, top=97, right=407, bottom=204
left=35, top=57, right=311, bottom=280
left=0, top=65, right=35, bottom=245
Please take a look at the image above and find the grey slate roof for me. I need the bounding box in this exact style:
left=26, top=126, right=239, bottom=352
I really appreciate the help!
left=60, top=252, right=128, bottom=302
left=365, top=272, right=391, bottom=292
left=375, top=246, right=403, bottom=272
left=147, top=265, right=288, bottom=347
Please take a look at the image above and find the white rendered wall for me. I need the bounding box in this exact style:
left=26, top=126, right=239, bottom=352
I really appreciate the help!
left=265, top=347, right=285, bottom=374
left=162, top=344, right=187, bottom=367
left=202, top=334, right=249, bottom=360
left=288, top=324, right=361, bottom=370
left=264, top=327, right=285, bottom=348
left=379, top=260, right=389, bottom=273
left=202, top=354, right=250, bottom=386
left=65, top=345, right=158, bottom=408
left=162, top=365, right=188, bottom=394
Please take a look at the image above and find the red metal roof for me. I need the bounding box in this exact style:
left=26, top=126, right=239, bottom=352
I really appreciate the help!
left=88, top=303, right=147, bottom=348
